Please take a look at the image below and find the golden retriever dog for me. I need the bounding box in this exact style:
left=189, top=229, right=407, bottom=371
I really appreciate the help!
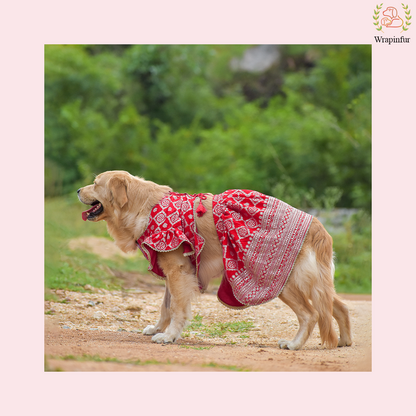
left=77, top=170, right=352, bottom=350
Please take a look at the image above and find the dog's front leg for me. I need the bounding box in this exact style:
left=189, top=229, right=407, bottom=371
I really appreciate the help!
left=150, top=248, right=198, bottom=344
left=143, top=285, right=171, bottom=335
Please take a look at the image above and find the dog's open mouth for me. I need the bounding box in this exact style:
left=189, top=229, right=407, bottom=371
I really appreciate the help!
left=82, top=201, right=104, bottom=221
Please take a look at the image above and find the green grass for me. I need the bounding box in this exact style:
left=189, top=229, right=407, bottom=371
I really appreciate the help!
left=183, top=314, right=254, bottom=339
left=333, top=211, right=372, bottom=294
left=202, top=362, right=249, bottom=371
left=185, top=313, right=204, bottom=331
left=46, top=354, right=249, bottom=371
left=45, top=195, right=150, bottom=297
left=49, top=354, right=173, bottom=366
left=72, top=355, right=164, bottom=365
left=179, top=345, right=214, bottom=350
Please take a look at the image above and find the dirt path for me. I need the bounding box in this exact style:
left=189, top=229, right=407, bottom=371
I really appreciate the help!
left=45, top=274, right=371, bottom=372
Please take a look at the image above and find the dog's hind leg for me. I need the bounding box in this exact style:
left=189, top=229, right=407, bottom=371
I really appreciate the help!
left=278, top=282, right=319, bottom=350
left=333, top=294, right=352, bottom=347
left=150, top=247, right=199, bottom=344
left=143, top=285, right=172, bottom=335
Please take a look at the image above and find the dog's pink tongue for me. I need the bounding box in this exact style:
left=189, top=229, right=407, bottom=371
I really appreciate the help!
left=82, top=206, right=96, bottom=221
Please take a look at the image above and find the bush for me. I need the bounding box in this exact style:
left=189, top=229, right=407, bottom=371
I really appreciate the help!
left=45, top=44, right=371, bottom=210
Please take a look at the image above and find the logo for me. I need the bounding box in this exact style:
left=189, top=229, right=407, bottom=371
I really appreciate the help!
left=374, top=3, right=412, bottom=32
left=374, top=3, right=412, bottom=43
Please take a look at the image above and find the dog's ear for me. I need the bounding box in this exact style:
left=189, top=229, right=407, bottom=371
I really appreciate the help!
left=108, top=176, right=128, bottom=208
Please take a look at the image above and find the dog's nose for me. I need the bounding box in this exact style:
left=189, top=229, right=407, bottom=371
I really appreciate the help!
left=77, top=189, right=81, bottom=194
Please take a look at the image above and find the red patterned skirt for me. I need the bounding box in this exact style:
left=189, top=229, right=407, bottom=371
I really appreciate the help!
left=213, top=190, right=313, bottom=308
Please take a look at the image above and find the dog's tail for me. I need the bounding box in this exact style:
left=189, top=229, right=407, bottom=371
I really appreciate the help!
left=309, top=219, right=339, bottom=349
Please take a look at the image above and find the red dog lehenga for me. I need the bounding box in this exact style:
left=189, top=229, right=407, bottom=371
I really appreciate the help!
left=137, top=190, right=313, bottom=309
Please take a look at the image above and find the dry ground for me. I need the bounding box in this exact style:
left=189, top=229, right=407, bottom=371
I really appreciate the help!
left=44, top=237, right=371, bottom=372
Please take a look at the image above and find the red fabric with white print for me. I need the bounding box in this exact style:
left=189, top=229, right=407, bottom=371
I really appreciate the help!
left=136, top=193, right=205, bottom=282
left=136, top=190, right=313, bottom=308
left=213, top=190, right=313, bottom=308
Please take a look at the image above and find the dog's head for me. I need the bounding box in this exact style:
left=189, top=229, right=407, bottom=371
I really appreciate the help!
left=77, top=170, right=136, bottom=222
left=77, top=171, right=172, bottom=252
left=383, top=6, right=397, bottom=18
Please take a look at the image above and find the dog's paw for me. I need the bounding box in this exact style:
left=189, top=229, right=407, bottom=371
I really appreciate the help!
left=278, top=339, right=300, bottom=350
left=143, top=325, right=158, bottom=335
left=337, top=337, right=352, bottom=347
left=151, top=332, right=180, bottom=344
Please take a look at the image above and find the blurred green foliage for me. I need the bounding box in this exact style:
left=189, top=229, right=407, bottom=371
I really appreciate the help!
left=45, top=44, right=371, bottom=210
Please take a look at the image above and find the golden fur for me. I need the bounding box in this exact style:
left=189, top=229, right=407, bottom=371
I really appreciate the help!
left=78, top=170, right=352, bottom=350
